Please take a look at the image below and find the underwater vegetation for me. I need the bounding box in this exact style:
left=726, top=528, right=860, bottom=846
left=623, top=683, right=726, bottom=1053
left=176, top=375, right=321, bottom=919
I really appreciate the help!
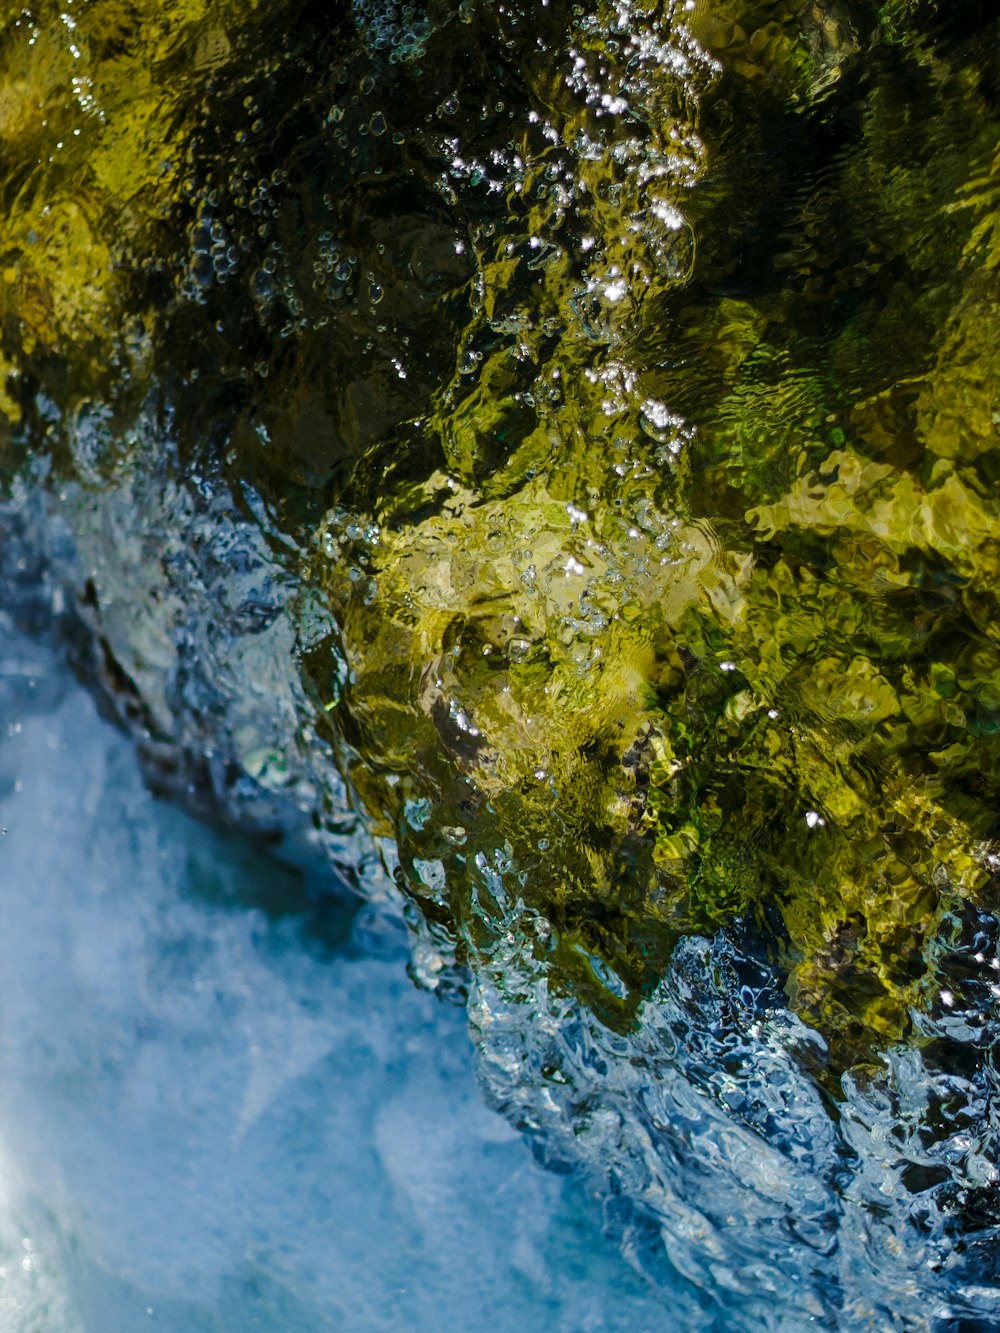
left=3, top=0, right=1000, bottom=1324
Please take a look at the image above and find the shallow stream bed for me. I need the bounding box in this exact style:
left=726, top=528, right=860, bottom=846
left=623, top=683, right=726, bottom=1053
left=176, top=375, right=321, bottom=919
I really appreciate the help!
left=3, top=0, right=1000, bottom=1326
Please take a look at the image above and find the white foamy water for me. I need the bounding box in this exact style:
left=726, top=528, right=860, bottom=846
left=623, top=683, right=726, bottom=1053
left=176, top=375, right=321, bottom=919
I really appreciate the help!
left=0, top=621, right=692, bottom=1332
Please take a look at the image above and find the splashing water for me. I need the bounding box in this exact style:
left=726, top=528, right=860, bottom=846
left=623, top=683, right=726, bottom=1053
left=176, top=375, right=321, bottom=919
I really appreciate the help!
left=2, top=0, right=1000, bottom=1327
left=0, top=622, right=705, bottom=1331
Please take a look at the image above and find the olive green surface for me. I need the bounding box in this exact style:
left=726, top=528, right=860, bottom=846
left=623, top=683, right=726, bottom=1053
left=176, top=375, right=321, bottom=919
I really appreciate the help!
left=3, top=0, right=999, bottom=1073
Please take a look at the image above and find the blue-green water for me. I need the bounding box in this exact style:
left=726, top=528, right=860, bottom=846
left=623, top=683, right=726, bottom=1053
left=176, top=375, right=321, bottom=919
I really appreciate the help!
left=3, top=1, right=1000, bottom=1326
left=0, top=620, right=702, bottom=1332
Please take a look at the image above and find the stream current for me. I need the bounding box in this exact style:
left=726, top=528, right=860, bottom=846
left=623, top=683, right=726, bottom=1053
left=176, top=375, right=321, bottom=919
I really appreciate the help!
left=2, top=0, right=1000, bottom=1328
left=0, top=617, right=702, bottom=1332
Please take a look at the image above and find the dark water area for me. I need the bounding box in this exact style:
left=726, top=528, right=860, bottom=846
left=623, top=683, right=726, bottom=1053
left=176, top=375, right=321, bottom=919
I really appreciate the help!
left=2, top=0, right=1000, bottom=1328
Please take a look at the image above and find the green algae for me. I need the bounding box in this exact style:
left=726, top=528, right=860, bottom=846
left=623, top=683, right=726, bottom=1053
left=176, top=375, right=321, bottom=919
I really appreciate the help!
left=309, top=0, right=1000, bottom=1065
left=3, top=0, right=1000, bottom=1071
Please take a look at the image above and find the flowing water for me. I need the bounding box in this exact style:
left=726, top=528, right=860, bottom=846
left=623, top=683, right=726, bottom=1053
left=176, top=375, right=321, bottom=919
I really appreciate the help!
left=2, top=0, right=1000, bottom=1328
left=0, top=620, right=706, bottom=1332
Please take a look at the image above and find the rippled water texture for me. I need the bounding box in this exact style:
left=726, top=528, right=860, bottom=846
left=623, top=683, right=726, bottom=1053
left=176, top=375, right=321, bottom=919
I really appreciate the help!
left=0, top=623, right=703, bottom=1331
left=3, top=0, right=1000, bottom=1328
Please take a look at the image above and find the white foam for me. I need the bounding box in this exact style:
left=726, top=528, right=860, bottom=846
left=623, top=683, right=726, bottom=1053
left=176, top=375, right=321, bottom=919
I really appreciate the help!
left=0, top=631, right=674, bottom=1331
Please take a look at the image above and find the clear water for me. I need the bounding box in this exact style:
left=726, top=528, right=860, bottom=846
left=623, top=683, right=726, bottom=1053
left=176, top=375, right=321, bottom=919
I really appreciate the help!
left=0, top=620, right=702, bottom=1332
left=3, top=1, right=1000, bottom=1326
left=5, top=434, right=1000, bottom=1331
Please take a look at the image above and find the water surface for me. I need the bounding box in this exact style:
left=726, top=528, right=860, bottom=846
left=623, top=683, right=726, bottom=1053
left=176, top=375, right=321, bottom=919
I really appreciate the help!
left=0, top=621, right=700, bottom=1332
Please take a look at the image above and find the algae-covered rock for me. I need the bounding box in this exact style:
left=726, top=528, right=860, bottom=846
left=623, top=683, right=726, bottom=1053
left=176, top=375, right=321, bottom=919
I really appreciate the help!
left=3, top=0, right=1000, bottom=1065
left=298, top=0, right=1000, bottom=1071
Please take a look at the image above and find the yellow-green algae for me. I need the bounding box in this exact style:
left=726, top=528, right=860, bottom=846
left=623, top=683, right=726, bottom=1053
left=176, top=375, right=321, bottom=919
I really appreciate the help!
left=0, top=0, right=239, bottom=421
left=2, top=0, right=1000, bottom=1073
left=309, top=0, right=1000, bottom=1066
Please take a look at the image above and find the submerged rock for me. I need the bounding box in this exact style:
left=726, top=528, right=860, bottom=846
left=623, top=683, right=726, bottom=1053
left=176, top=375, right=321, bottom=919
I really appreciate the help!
left=3, top=0, right=1000, bottom=1324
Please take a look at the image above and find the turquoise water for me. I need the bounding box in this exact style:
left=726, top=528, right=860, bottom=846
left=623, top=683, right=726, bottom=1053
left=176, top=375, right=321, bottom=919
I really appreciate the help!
left=0, top=620, right=704, bottom=1332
